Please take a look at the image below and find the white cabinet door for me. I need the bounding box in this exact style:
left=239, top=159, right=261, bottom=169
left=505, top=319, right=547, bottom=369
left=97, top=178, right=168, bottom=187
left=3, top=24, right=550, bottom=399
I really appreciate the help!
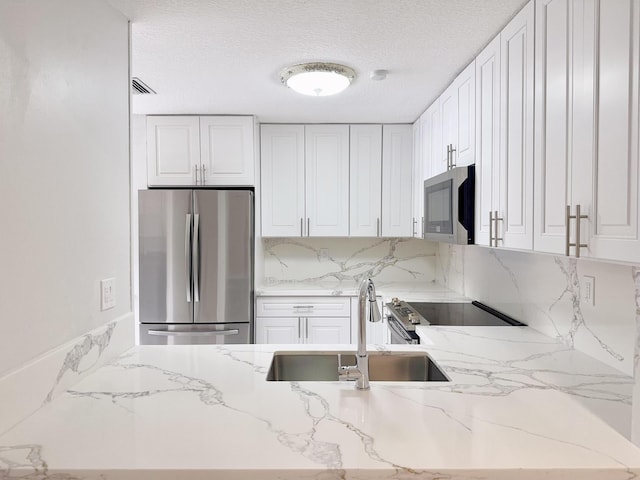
left=349, top=125, right=382, bottom=237
left=499, top=1, right=535, bottom=250
left=305, top=125, right=350, bottom=237
left=439, top=83, right=458, bottom=176
left=200, top=116, right=255, bottom=186
left=581, top=0, right=640, bottom=262
left=439, top=62, right=476, bottom=172
left=412, top=119, right=424, bottom=238
left=260, top=125, right=305, bottom=237
left=422, top=99, right=442, bottom=180
left=306, top=317, right=351, bottom=344
left=455, top=61, right=476, bottom=167
left=147, top=116, right=200, bottom=186
left=475, top=35, right=502, bottom=247
left=533, top=0, right=572, bottom=254
left=381, top=124, right=414, bottom=237
left=255, top=317, right=301, bottom=344
left=532, top=0, right=640, bottom=263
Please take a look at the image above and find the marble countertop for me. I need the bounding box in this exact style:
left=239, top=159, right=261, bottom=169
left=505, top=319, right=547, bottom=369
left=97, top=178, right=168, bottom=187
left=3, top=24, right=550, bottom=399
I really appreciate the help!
left=1, top=325, right=639, bottom=479
left=256, top=280, right=470, bottom=303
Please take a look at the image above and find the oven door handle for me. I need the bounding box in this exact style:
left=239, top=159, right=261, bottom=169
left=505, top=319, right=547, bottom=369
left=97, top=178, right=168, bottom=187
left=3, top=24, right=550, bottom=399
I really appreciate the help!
left=387, top=316, right=414, bottom=343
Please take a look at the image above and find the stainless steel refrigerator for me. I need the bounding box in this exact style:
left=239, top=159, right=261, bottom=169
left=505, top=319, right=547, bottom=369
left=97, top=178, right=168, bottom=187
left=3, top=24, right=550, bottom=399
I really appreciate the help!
left=138, top=189, right=253, bottom=344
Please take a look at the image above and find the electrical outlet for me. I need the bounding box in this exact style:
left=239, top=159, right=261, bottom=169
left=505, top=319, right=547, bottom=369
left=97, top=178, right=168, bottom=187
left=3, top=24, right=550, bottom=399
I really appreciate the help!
left=101, top=278, right=116, bottom=311
left=582, top=275, right=595, bottom=306
left=319, top=248, right=330, bottom=262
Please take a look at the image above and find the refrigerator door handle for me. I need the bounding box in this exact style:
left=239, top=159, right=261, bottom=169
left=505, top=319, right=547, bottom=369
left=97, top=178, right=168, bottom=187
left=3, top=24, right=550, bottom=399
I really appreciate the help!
left=192, top=213, right=200, bottom=302
left=185, top=213, right=192, bottom=303
left=148, top=329, right=240, bottom=337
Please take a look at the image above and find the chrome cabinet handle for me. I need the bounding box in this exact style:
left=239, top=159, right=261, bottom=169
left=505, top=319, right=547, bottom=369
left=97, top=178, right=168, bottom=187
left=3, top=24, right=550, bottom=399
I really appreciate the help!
left=293, top=305, right=314, bottom=310
left=194, top=165, right=199, bottom=185
left=300, top=218, right=303, bottom=237
left=377, top=217, right=380, bottom=237
left=148, top=329, right=239, bottom=337
left=185, top=214, right=192, bottom=302
left=565, top=205, right=571, bottom=256
left=566, top=205, right=588, bottom=257
left=412, top=217, right=417, bottom=236
left=421, top=217, right=424, bottom=238
left=307, top=218, right=310, bottom=237
left=450, top=145, right=457, bottom=169
left=298, top=318, right=302, bottom=341
left=489, top=211, right=494, bottom=247
left=305, top=318, right=309, bottom=340
left=192, top=213, right=200, bottom=302
left=446, top=145, right=451, bottom=170
left=493, top=210, right=503, bottom=247
left=201, top=165, right=206, bottom=185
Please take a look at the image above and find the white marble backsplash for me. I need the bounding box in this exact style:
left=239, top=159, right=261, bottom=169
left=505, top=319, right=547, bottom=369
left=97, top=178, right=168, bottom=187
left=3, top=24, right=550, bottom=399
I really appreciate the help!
left=436, top=244, right=638, bottom=376
left=0, top=313, right=134, bottom=435
left=261, top=238, right=437, bottom=289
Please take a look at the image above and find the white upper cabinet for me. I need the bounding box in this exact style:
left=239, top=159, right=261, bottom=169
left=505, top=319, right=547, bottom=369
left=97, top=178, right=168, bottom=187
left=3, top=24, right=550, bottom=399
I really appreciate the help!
left=412, top=119, right=424, bottom=238
left=499, top=1, right=535, bottom=250
left=534, top=0, right=640, bottom=263
left=146, top=116, right=200, bottom=186
left=381, top=124, right=414, bottom=237
left=455, top=61, right=477, bottom=168
left=534, top=0, right=574, bottom=254
left=436, top=61, right=476, bottom=176
left=260, top=124, right=305, bottom=237
left=422, top=99, right=442, bottom=180
left=349, top=125, right=382, bottom=237
left=474, top=35, right=502, bottom=247
left=147, top=115, right=255, bottom=187
left=582, top=0, right=640, bottom=263
left=200, top=116, right=255, bottom=186
left=305, top=125, right=350, bottom=237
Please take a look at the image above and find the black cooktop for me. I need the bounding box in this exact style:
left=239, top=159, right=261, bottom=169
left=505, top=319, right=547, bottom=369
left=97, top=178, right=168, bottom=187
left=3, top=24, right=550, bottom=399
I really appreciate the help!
left=408, top=301, right=525, bottom=327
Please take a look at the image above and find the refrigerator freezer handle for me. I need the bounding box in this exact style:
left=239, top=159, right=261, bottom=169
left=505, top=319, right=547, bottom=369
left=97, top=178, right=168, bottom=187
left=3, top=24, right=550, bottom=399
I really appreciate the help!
left=193, top=213, right=200, bottom=302
left=185, top=214, right=192, bottom=303
left=148, top=329, right=240, bottom=337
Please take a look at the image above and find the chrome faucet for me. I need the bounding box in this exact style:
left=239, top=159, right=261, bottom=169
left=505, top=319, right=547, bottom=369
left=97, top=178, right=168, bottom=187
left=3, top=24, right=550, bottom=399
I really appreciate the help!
left=338, top=278, right=382, bottom=390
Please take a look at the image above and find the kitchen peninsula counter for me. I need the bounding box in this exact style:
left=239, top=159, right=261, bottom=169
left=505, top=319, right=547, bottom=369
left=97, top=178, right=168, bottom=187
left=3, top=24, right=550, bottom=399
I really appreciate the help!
left=1, top=326, right=639, bottom=479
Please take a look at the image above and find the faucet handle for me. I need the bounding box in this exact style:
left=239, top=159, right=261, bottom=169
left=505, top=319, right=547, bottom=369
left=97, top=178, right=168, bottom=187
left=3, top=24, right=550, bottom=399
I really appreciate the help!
left=337, top=354, right=361, bottom=382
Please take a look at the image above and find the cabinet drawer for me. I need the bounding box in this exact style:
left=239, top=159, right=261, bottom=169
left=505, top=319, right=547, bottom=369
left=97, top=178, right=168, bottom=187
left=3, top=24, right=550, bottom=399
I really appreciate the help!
left=256, top=296, right=351, bottom=317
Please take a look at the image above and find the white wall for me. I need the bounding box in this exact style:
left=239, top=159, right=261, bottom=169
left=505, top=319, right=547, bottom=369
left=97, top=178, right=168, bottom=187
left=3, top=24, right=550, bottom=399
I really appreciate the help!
left=0, top=0, right=131, bottom=376
left=436, top=244, right=638, bottom=376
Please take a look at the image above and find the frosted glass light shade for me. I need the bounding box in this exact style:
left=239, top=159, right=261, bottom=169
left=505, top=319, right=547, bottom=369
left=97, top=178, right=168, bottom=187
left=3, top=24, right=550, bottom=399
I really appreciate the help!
left=281, top=63, right=356, bottom=97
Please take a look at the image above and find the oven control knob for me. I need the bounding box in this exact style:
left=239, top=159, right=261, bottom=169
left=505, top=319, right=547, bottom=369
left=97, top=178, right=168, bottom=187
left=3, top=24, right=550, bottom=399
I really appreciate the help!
left=408, top=313, right=420, bottom=324
left=392, top=297, right=401, bottom=306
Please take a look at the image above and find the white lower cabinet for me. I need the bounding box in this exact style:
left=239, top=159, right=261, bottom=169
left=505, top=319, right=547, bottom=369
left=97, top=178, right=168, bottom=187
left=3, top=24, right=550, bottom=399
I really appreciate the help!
left=255, top=297, right=351, bottom=345
left=254, top=318, right=300, bottom=344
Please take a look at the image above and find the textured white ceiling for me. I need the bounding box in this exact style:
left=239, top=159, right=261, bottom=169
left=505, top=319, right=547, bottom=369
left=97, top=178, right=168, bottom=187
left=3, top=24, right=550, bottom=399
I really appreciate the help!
left=108, top=0, right=528, bottom=123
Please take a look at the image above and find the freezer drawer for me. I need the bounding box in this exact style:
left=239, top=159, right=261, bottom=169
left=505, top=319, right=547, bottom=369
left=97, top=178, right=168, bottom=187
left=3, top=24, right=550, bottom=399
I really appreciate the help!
left=140, top=323, right=250, bottom=345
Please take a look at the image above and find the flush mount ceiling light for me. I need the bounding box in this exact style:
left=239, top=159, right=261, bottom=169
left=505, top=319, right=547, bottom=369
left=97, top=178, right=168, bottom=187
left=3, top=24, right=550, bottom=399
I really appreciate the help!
left=280, top=62, right=356, bottom=97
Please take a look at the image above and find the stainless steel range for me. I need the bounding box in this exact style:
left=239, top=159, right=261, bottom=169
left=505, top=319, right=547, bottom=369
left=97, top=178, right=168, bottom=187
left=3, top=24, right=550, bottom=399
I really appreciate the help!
left=385, top=299, right=525, bottom=344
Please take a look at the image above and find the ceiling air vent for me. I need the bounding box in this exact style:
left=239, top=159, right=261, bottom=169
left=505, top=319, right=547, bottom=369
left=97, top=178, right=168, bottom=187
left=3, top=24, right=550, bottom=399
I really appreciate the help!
left=131, top=77, right=156, bottom=95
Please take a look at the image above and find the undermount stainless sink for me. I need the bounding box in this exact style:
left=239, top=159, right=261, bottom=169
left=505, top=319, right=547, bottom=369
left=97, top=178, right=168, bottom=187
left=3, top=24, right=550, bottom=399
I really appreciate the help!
left=266, top=351, right=449, bottom=382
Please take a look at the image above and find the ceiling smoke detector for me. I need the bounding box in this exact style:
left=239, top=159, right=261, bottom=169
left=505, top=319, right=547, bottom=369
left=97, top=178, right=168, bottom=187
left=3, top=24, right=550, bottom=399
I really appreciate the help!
left=280, top=62, right=356, bottom=97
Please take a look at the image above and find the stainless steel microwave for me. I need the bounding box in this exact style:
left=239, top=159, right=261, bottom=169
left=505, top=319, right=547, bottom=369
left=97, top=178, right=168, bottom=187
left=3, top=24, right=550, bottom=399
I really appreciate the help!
left=423, top=165, right=475, bottom=244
